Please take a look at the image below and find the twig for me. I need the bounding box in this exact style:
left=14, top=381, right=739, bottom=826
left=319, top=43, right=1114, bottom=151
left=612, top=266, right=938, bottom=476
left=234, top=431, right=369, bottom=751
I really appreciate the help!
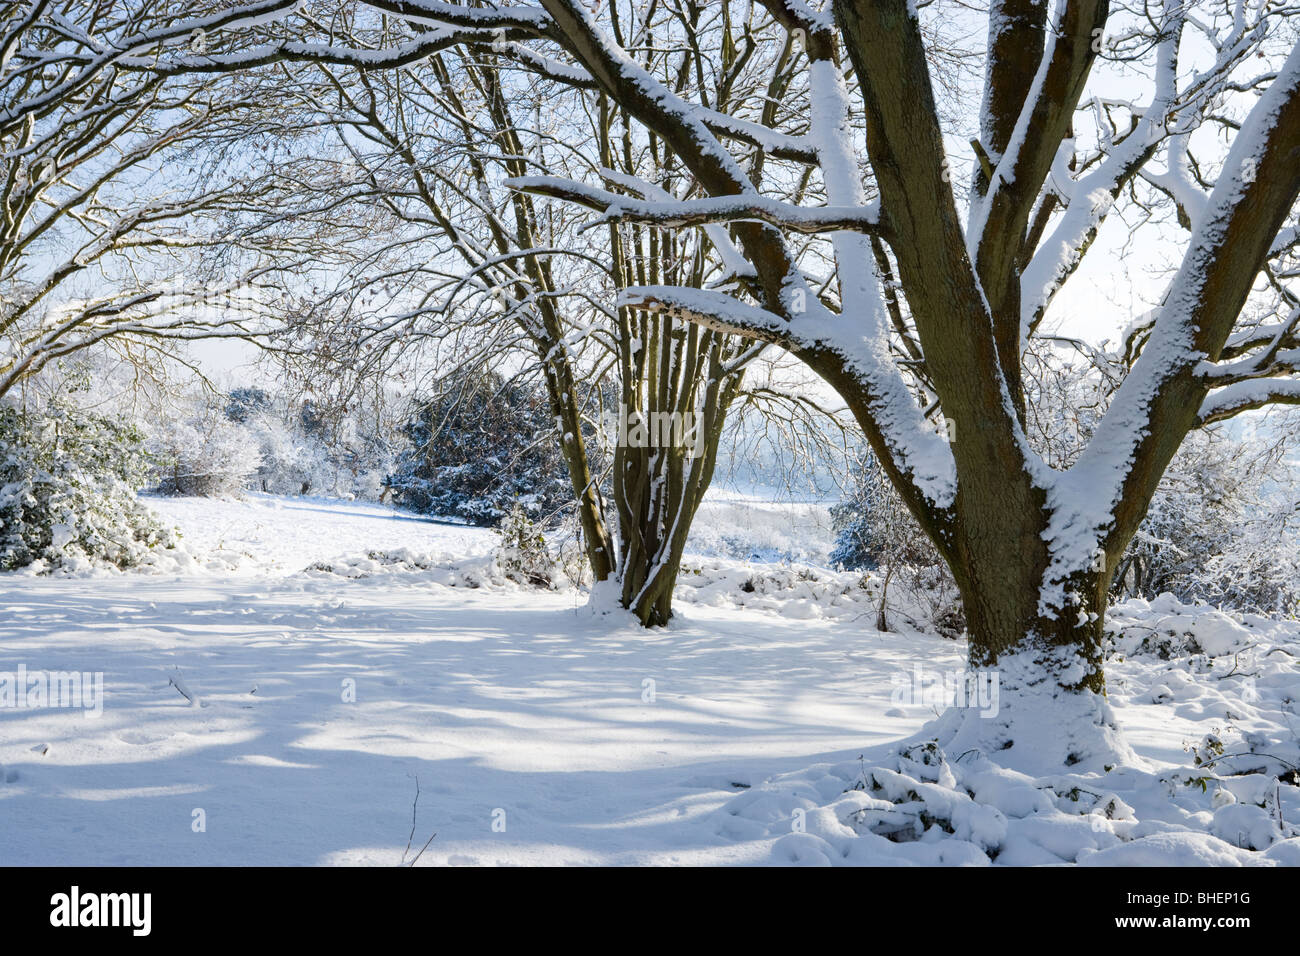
left=401, top=773, right=438, bottom=867
left=408, top=830, right=438, bottom=867
left=167, top=669, right=200, bottom=707
left=402, top=774, right=420, bottom=864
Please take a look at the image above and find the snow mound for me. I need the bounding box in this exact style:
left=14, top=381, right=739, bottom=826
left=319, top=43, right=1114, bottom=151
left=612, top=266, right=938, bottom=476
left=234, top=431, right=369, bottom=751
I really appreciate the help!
left=710, top=598, right=1300, bottom=865
left=712, top=733, right=1298, bottom=865
left=1110, top=593, right=1257, bottom=658
left=674, top=559, right=962, bottom=636
left=301, top=548, right=539, bottom=591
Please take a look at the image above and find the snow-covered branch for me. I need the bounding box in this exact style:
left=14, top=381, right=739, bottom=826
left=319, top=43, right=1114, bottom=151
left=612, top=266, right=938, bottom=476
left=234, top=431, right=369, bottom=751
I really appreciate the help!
left=508, top=176, right=884, bottom=236
left=1199, top=377, right=1300, bottom=424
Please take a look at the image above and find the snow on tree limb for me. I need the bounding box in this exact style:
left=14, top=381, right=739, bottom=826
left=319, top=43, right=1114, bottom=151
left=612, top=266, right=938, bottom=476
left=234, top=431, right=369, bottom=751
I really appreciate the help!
left=507, top=175, right=885, bottom=236
left=0, top=0, right=304, bottom=128
left=617, top=285, right=790, bottom=344
left=621, top=284, right=958, bottom=508
left=363, top=0, right=552, bottom=31
left=119, top=29, right=515, bottom=74
left=1199, top=377, right=1300, bottom=424
left=1018, top=9, right=1184, bottom=341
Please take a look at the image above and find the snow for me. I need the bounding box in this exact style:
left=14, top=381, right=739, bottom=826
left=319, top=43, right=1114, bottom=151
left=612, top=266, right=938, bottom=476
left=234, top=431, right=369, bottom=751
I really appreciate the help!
left=1, top=494, right=1297, bottom=866
left=136, top=493, right=494, bottom=574
left=687, top=493, right=833, bottom=566
left=508, top=176, right=881, bottom=235
left=1200, top=378, right=1300, bottom=423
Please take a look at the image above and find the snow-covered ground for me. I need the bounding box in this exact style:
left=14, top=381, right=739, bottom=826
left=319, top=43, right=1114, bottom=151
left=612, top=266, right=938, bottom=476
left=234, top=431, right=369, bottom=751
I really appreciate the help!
left=689, top=488, right=835, bottom=565
left=0, top=495, right=1296, bottom=865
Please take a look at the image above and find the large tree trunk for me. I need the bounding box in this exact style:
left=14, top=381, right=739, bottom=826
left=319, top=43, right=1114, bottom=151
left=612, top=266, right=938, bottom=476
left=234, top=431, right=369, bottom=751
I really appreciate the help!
left=508, top=0, right=1300, bottom=770
left=925, top=480, right=1136, bottom=774
left=935, top=574, right=1136, bottom=775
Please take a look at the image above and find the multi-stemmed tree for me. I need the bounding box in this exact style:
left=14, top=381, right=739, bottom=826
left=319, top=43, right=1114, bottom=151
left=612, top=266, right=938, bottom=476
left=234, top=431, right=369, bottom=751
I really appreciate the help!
left=203, top=15, right=783, bottom=624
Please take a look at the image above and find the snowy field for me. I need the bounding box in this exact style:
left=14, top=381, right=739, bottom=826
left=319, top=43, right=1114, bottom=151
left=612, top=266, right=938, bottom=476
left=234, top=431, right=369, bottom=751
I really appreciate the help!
left=1, top=494, right=1297, bottom=866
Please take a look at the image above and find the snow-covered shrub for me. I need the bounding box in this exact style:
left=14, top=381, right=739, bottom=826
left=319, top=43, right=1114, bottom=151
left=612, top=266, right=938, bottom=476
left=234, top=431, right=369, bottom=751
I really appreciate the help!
left=1024, top=350, right=1299, bottom=615
left=150, top=388, right=390, bottom=500
left=306, top=413, right=396, bottom=500
left=493, top=504, right=555, bottom=588
left=224, top=386, right=272, bottom=424
left=0, top=401, right=172, bottom=571
left=1113, top=430, right=1299, bottom=615
left=830, top=451, right=917, bottom=571
left=387, top=369, right=570, bottom=526
left=218, top=387, right=396, bottom=500
left=150, top=407, right=261, bottom=496
left=830, top=450, right=963, bottom=635
left=240, top=413, right=323, bottom=495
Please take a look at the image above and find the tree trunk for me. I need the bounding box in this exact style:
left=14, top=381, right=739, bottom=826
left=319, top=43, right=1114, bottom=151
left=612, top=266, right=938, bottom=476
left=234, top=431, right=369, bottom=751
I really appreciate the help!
left=596, top=92, right=744, bottom=628
left=936, top=582, right=1135, bottom=775
left=932, top=494, right=1135, bottom=774
left=611, top=363, right=733, bottom=627
left=539, top=356, right=616, bottom=583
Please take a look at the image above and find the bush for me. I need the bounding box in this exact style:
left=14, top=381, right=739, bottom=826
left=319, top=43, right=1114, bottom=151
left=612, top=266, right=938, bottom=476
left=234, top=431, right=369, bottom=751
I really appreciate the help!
left=1114, top=429, right=1300, bottom=614
left=147, top=388, right=397, bottom=501
left=387, top=369, right=570, bottom=526
left=0, top=401, right=173, bottom=571
left=224, top=386, right=272, bottom=424
left=830, top=450, right=963, bottom=634
left=493, top=504, right=555, bottom=587
left=222, top=387, right=398, bottom=499
left=150, top=408, right=261, bottom=496
left=242, top=413, right=324, bottom=495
